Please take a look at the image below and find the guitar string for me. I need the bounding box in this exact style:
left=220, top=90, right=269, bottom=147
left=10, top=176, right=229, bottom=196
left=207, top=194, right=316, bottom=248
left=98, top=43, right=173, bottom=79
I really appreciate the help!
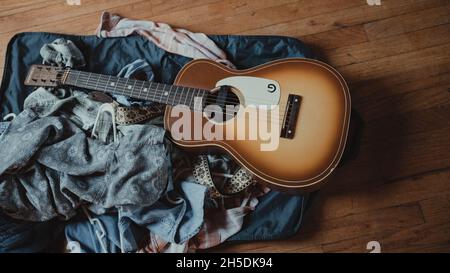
left=66, top=69, right=292, bottom=106
left=63, top=70, right=297, bottom=125
left=65, top=71, right=298, bottom=126
left=36, top=69, right=294, bottom=126
left=70, top=75, right=299, bottom=128
left=39, top=67, right=285, bottom=106
left=76, top=74, right=292, bottom=108
left=64, top=69, right=294, bottom=107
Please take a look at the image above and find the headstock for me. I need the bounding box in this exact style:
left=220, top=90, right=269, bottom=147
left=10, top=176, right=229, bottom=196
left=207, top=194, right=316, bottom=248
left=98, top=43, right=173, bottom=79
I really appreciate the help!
left=24, top=65, right=68, bottom=87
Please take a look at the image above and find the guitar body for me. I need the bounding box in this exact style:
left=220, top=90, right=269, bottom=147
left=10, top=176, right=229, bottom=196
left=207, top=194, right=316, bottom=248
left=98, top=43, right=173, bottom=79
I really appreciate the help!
left=164, top=58, right=351, bottom=192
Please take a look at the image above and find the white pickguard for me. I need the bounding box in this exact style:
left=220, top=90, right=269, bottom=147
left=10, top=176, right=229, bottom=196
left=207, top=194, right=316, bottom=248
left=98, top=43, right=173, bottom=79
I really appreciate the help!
left=215, top=76, right=280, bottom=107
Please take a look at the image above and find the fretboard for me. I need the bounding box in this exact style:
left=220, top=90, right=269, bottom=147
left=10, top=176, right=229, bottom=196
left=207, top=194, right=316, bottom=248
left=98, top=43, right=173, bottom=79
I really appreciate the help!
left=64, top=69, right=208, bottom=110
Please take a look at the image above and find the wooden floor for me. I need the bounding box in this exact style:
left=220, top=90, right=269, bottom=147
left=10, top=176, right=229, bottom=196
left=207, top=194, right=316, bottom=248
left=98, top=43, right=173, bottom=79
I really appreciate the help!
left=0, top=0, right=449, bottom=253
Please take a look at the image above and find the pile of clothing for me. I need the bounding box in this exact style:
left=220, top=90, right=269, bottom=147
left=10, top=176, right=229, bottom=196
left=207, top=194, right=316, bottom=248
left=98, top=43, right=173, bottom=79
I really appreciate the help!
left=0, top=13, right=309, bottom=253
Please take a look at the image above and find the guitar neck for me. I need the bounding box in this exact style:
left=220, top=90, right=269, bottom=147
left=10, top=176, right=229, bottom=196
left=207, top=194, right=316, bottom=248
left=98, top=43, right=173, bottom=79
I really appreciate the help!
left=64, top=69, right=207, bottom=110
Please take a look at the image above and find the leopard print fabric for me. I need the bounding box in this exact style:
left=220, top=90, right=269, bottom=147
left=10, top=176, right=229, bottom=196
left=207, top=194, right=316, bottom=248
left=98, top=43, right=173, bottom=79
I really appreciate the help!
left=192, top=155, right=254, bottom=198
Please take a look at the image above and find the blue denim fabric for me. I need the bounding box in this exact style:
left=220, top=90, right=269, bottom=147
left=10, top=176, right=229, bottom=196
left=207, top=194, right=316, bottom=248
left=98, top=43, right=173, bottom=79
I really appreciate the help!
left=39, top=38, right=85, bottom=68
left=0, top=122, right=9, bottom=136
left=24, top=87, right=103, bottom=131
left=122, top=178, right=207, bottom=244
left=228, top=191, right=306, bottom=241
left=65, top=179, right=207, bottom=252
left=0, top=109, right=170, bottom=221
left=65, top=212, right=144, bottom=253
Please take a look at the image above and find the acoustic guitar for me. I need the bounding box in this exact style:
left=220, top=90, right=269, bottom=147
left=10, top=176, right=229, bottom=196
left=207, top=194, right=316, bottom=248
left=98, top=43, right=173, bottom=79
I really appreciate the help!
left=24, top=58, right=351, bottom=192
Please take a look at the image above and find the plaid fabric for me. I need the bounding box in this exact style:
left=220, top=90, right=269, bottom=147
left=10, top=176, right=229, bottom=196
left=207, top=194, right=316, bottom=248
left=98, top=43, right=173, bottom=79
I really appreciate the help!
left=137, top=184, right=270, bottom=253
left=96, top=12, right=235, bottom=69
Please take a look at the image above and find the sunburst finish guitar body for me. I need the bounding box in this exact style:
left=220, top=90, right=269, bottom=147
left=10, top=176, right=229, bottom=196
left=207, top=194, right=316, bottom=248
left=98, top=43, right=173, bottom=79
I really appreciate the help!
left=25, top=58, right=351, bottom=192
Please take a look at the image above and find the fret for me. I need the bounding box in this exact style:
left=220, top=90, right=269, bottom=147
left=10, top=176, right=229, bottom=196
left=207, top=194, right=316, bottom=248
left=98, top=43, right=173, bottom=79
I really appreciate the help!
left=104, top=75, right=112, bottom=93
left=163, top=84, right=170, bottom=103
left=168, top=85, right=174, bottom=105
left=128, top=79, right=135, bottom=96
left=85, top=73, right=91, bottom=89
left=188, top=87, right=194, bottom=109
left=94, top=74, right=101, bottom=90
left=105, top=75, right=111, bottom=93
left=156, top=83, right=162, bottom=103
left=74, top=71, right=81, bottom=86
left=65, top=69, right=209, bottom=111
left=183, top=87, right=190, bottom=107
left=76, top=72, right=84, bottom=88
left=156, top=84, right=162, bottom=103
left=137, top=80, right=145, bottom=99
left=193, top=88, right=200, bottom=111
left=148, top=83, right=154, bottom=99
left=175, top=86, right=184, bottom=106
left=115, top=78, right=123, bottom=95
left=160, top=83, right=166, bottom=104
left=131, top=79, right=137, bottom=94
left=124, top=78, right=130, bottom=96
left=198, top=89, right=205, bottom=111
left=122, top=78, right=130, bottom=96
left=144, top=82, right=151, bottom=101
left=143, top=83, right=149, bottom=95
left=199, top=90, right=206, bottom=111
left=183, top=87, right=189, bottom=107
left=171, top=86, right=179, bottom=105
left=164, top=84, right=170, bottom=104
left=112, top=76, right=118, bottom=94
left=153, top=83, right=160, bottom=102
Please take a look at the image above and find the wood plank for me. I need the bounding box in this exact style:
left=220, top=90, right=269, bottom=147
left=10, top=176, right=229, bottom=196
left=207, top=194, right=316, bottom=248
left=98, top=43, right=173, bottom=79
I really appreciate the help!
left=186, top=0, right=364, bottom=34
left=149, top=0, right=300, bottom=28
left=326, top=23, right=450, bottom=67
left=0, top=0, right=54, bottom=17
left=356, top=81, right=450, bottom=122
left=238, top=0, right=449, bottom=36
left=361, top=103, right=450, bottom=142
left=149, top=0, right=222, bottom=15
left=299, top=25, right=368, bottom=51
left=0, top=0, right=145, bottom=34
left=350, top=63, right=450, bottom=105
left=0, top=1, right=154, bottom=61
left=208, top=242, right=324, bottom=253
left=338, top=43, right=450, bottom=83
left=365, top=4, right=450, bottom=40
left=321, top=222, right=450, bottom=253
left=211, top=203, right=425, bottom=252
left=324, top=105, right=450, bottom=191
left=322, top=194, right=450, bottom=253
left=321, top=170, right=450, bottom=220
left=421, top=194, right=450, bottom=225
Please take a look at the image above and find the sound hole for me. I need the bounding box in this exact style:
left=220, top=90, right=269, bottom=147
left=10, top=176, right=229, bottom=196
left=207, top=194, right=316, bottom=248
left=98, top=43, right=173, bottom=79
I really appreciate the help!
left=204, top=85, right=240, bottom=123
